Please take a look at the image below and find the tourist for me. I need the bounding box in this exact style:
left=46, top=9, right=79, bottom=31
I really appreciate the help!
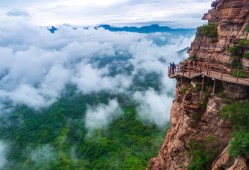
left=172, top=62, right=176, bottom=74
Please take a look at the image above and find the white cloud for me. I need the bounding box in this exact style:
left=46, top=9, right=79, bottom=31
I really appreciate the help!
left=0, top=65, right=70, bottom=109
left=0, top=22, right=193, bottom=127
left=71, top=64, right=132, bottom=94
left=134, top=88, right=174, bottom=128
left=40, top=65, right=70, bottom=99
left=0, top=84, right=50, bottom=108
left=0, top=0, right=211, bottom=27
left=85, top=99, right=123, bottom=131
left=0, top=141, right=8, bottom=169
left=31, top=145, right=57, bottom=165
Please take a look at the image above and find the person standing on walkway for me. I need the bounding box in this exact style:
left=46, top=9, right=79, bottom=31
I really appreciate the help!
left=169, top=63, right=172, bottom=74
left=172, top=62, right=176, bottom=75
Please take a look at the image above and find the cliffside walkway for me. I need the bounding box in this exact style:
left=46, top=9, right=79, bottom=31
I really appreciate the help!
left=168, top=62, right=249, bottom=87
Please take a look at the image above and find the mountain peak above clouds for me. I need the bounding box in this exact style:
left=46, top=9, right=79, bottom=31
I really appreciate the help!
left=47, top=24, right=195, bottom=34
left=96, top=24, right=195, bottom=33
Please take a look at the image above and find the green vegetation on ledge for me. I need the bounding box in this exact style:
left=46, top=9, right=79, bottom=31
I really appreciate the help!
left=228, top=46, right=240, bottom=57
left=220, top=101, right=249, bottom=157
left=228, top=40, right=249, bottom=61
left=230, top=70, right=248, bottom=78
left=187, top=138, right=218, bottom=170
left=239, top=40, right=249, bottom=48
left=198, top=24, right=218, bottom=38
left=243, top=52, right=249, bottom=59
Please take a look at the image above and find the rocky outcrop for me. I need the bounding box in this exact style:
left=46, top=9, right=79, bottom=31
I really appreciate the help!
left=189, top=0, right=249, bottom=65
left=212, top=146, right=249, bottom=170
left=211, top=146, right=232, bottom=170
left=149, top=79, right=231, bottom=169
left=242, top=58, right=249, bottom=69
left=222, top=82, right=249, bottom=100
left=149, top=0, right=249, bottom=169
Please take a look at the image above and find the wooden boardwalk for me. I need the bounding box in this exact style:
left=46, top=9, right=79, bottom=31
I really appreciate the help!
left=169, top=63, right=249, bottom=86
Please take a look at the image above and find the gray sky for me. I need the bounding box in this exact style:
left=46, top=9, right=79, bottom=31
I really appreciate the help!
left=0, top=0, right=212, bottom=27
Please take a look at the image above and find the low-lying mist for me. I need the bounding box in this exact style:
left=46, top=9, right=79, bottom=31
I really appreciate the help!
left=0, top=23, right=192, bottom=120
left=0, top=22, right=194, bottom=169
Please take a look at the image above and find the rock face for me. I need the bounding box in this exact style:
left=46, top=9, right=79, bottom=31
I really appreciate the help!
left=148, top=79, right=231, bottom=169
left=242, top=58, right=249, bottom=69
left=149, top=0, right=249, bottom=169
left=222, top=82, right=249, bottom=100
left=212, top=146, right=249, bottom=170
left=189, top=0, right=249, bottom=65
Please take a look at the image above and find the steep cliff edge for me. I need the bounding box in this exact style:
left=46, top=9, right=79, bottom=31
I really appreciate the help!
left=149, top=0, right=249, bottom=169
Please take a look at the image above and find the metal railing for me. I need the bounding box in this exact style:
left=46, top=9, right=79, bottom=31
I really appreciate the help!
left=168, top=62, right=249, bottom=84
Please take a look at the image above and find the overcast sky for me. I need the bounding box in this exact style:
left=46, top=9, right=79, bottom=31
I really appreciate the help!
left=0, top=0, right=212, bottom=28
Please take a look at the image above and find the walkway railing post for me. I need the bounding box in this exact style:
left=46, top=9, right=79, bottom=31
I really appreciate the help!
left=201, top=75, right=205, bottom=92
left=201, top=75, right=205, bottom=98
left=212, top=78, right=216, bottom=94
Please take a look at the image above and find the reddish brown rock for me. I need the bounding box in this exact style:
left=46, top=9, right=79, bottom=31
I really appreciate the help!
left=148, top=81, right=231, bottom=170
left=148, top=0, right=249, bottom=169
left=242, top=58, right=249, bottom=69
left=189, top=0, right=249, bottom=65
left=212, top=146, right=248, bottom=170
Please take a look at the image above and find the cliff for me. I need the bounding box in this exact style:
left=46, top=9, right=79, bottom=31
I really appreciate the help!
left=148, top=0, right=249, bottom=169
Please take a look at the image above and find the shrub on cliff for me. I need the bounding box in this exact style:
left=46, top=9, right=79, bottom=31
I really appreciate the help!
left=230, top=70, right=247, bottom=78
left=228, top=41, right=249, bottom=61
left=229, top=130, right=249, bottom=157
left=189, top=55, right=197, bottom=61
left=187, top=140, right=217, bottom=170
left=230, top=61, right=243, bottom=69
left=220, top=101, right=249, bottom=130
left=239, top=40, right=249, bottom=48
left=179, top=86, right=188, bottom=94
left=243, top=52, right=249, bottom=59
left=198, top=24, right=218, bottom=38
left=228, top=46, right=240, bottom=56
left=220, top=101, right=249, bottom=157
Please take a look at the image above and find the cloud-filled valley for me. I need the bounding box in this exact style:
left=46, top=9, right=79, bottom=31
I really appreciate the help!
left=0, top=22, right=194, bottom=169
left=0, top=22, right=193, bottom=121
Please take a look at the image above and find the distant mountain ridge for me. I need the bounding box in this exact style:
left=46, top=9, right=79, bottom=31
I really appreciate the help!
left=48, top=24, right=196, bottom=34
left=97, top=24, right=195, bottom=34
left=48, top=26, right=58, bottom=33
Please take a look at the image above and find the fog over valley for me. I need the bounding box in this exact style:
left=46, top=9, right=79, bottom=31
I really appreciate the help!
left=0, top=22, right=194, bottom=169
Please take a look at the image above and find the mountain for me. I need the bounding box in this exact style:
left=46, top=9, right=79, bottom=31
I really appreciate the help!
left=47, top=24, right=196, bottom=35
left=48, top=26, right=58, bottom=33
left=97, top=24, right=195, bottom=34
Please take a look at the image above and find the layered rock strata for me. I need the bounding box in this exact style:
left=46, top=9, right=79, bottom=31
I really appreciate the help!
left=149, top=0, right=249, bottom=169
